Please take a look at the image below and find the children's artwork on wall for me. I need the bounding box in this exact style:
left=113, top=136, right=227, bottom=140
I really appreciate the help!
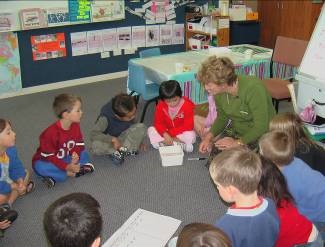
left=132, top=26, right=146, bottom=48
left=71, top=31, right=88, bottom=56
left=146, top=24, right=159, bottom=47
left=0, top=12, right=16, bottom=31
left=126, top=0, right=191, bottom=24
left=69, top=0, right=91, bottom=23
left=31, top=33, right=66, bottom=61
left=91, top=1, right=125, bottom=22
left=172, top=23, right=184, bottom=44
left=117, top=27, right=132, bottom=49
left=159, top=24, right=172, bottom=45
left=0, top=32, right=22, bottom=94
left=102, top=28, right=118, bottom=51
left=19, top=8, right=47, bottom=30
left=87, top=30, right=103, bottom=54
left=47, top=7, right=69, bottom=27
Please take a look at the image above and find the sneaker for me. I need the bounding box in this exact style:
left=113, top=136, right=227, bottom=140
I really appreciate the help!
left=75, top=163, right=95, bottom=177
left=42, top=177, right=56, bottom=188
left=118, top=147, right=138, bottom=156
left=109, top=151, right=125, bottom=166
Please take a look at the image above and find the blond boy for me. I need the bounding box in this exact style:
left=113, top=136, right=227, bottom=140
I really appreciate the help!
left=210, top=147, right=279, bottom=247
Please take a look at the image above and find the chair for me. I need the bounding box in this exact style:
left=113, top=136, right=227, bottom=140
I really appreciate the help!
left=287, top=82, right=298, bottom=113
left=262, top=36, right=308, bottom=112
left=128, top=48, right=161, bottom=122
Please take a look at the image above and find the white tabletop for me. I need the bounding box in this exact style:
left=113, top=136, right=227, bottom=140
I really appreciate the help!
left=131, top=44, right=273, bottom=81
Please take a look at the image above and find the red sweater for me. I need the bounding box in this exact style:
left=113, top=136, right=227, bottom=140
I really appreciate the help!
left=275, top=200, right=312, bottom=247
left=154, top=96, right=194, bottom=137
left=32, top=121, right=85, bottom=170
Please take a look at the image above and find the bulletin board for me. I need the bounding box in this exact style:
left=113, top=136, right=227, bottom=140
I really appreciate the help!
left=0, top=0, right=125, bottom=32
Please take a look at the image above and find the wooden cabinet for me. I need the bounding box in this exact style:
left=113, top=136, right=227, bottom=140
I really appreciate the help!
left=185, top=13, right=229, bottom=50
left=258, top=0, right=323, bottom=48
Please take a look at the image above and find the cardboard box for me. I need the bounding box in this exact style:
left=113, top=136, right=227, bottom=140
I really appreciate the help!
left=188, top=34, right=210, bottom=50
left=159, top=145, right=184, bottom=167
left=246, top=12, right=258, bottom=20
left=229, top=8, right=246, bottom=21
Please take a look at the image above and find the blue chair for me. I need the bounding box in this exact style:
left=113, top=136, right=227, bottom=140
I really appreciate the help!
left=139, top=47, right=161, bottom=58
left=128, top=48, right=161, bottom=122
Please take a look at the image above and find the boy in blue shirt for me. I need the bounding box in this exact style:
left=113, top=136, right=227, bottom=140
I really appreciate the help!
left=259, top=130, right=325, bottom=235
left=209, top=147, right=279, bottom=247
left=90, top=93, right=147, bottom=165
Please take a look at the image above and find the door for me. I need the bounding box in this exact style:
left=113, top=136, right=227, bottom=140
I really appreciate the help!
left=258, top=0, right=281, bottom=48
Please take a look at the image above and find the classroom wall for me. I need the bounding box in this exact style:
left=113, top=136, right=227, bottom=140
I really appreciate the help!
left=16, top=1, right=210, bottom=88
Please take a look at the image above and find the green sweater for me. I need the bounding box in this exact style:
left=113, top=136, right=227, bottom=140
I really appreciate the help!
left=210, top=75, right=275, bottom=144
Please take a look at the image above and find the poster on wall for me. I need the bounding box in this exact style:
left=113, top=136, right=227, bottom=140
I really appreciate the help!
left=146, top=25, right=159, bottom=47
left=71, top=31, right=88, bottom=56
left=102, top=28, right=118, bottom=51
left=47, top=7, right=70, bottom=26
left=91, top=0, right=125, bottom=22
left=19, top=8, right=47, bottom=30
left=0, top=32, right=22, bottom=94
left=31, top=33, right=66, bottom=61
left=0, top=12, right=16, bottom=31
left=69, top=0, right=91, bottom=23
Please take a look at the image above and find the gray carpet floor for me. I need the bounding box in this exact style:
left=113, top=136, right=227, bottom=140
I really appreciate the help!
left=0, top=78, right=228, bottom=246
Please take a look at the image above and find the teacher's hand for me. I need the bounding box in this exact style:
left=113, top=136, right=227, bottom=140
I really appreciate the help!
left=215, top=137, right=240, bottom=150
left=199, top=132, right=214, bottom=153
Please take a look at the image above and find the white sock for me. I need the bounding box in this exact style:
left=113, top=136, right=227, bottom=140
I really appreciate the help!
left=152, top=143, right=160, bottom=149
left=184, top=144, right=194, bottom=153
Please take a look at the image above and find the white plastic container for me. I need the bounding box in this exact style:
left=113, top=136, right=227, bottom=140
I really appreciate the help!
left=159, top=145, right=184, bottom=167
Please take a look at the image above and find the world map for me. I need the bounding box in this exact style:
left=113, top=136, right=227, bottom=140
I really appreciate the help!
left=0, top=32, right=22, bottom=94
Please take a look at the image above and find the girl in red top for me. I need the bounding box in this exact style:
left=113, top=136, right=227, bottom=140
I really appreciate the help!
left=258, top=156, right=321, bottom=247
left=148, top=80, right=196, bottom=152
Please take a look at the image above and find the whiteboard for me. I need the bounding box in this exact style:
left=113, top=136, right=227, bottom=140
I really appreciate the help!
left=299, top=4, right=325, bottom=82
left=0, top=1, right=125, bottom=32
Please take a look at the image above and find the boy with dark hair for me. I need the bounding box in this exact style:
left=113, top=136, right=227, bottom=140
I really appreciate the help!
left=44, top=192, right=102, bottom=247
left=32, top=94, right=94, bottom=188
left=209, top=147, right=279, bottom=247
left=259, top=130, right=325, bottom=223
left=90, top=93, right=147, bottom=165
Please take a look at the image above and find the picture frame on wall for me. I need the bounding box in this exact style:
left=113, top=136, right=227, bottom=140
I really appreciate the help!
left=19, top=8, right=47, bottom=30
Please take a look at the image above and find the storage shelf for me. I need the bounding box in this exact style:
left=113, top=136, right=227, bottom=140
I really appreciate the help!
left=186, top=29, right=216, bottom=36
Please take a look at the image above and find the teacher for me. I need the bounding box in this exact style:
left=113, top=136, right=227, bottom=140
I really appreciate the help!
left=197, top=56, right=275, bottom=166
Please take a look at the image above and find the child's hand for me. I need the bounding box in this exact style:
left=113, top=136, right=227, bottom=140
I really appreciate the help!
left=66, top=163, right=80, bottom=173
left=112, top=137, right=121, bottom=150
left=163, top=133, right=173, bottom=145
left=0, top=220, right=11, bottom=230
left=139, top=143, right=147, bottom=152
left=71, top=152, right=79, bottom=165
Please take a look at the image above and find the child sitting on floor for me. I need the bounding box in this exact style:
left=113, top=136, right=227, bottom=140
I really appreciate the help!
left=32, top=94, right=94, bottom=188
left=259, top=130, right=325, bottom=238
left=148, top=80, right=196, bottom=152
left=258, top=156, right=323, bottom=247
left=194, top=94, right=217, bottom=140
left=0, top=118, right=34, bottom=208
left=269, top=112, right=325, bottom=175
left=44, top=192, right=102, bottom=247
left=90, top=93, right=147, bottom=165
left=209, top=146, right=279, bottom=247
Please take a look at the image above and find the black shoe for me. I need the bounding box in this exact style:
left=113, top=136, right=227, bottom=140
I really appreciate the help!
left=42, top=177, right=56, bottom=188
left=109, top=151, right=125, bottom=165
left=75, top=163, right=95, bottom=177
left=0, top=209, right=18, bottom=223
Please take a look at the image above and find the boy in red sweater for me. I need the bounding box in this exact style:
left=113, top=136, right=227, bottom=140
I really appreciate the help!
left=32, top=94, right=94, bottom=188
left=148, top=80, right=196, bottom=152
